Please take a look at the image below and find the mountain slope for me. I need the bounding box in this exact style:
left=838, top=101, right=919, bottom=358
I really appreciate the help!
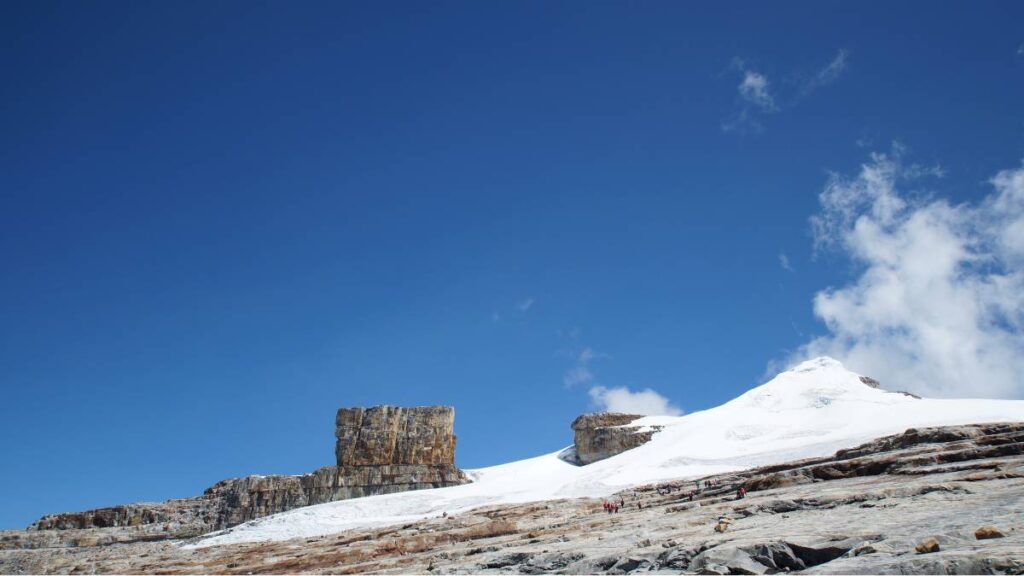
left=194, top=357, right=1024, bottom=547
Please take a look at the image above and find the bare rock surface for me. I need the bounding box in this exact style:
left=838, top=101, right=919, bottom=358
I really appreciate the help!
left=3, top=422, right=1022, bottom=574
left=570, top=413, right=661, bottom=465
left=17, top=406, right=468, bottom=546
left=335, top=406, right=457, bottom=466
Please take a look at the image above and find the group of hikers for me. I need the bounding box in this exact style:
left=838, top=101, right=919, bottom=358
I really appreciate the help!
left=602, top=498, right=626, bottom=514
left=601, top=476, right=750, bottom=515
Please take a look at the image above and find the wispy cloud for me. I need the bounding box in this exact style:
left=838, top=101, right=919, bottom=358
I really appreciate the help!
left=722, top=60, right=775, bottom=133
left=790, top=146, right=1024, bottom=398
left=779, top=252, right=794, bottom=272
left=563, top=346, right=603, bottom=387
left=491, top=298, right=535, bottom=322
left=588, top=385, right=683, bottom=416
left=805, top=49, right=848, bottom=92
left=739, top=70, right=776, bottom=111
left=724, top=50, right=849, bottom=134
left=563, top=365, right=594, bottom=387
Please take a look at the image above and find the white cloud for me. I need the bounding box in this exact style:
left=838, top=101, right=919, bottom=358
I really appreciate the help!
left=588, top=385, right=683, bottom=416
left=739, top=70, right=776, bottom=111
left=779, top=252, right=794, bottom=271
left=517, top=298, right=534, bottom=312
left=796, top=148, right=1024, bottom=399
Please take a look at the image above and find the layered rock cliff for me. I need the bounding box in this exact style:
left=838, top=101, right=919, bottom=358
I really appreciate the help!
left=24, top=405, right=468, bottom=541
left=570, top=413, right=662, bottom=465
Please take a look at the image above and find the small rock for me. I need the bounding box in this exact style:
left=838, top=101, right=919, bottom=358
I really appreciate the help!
left=851, top=544, right=877, bottom=556
left=914, top=537, right=939, bottom=554
left=974, top=525, right=1005, bottom=540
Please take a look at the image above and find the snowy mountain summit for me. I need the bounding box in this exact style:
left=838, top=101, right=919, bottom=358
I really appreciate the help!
left=729, top=356, right=915, bottom=412
left=195, top=357, right=1024, bottom=546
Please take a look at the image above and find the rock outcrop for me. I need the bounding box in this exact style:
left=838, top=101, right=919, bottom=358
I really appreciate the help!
left=570, top=413, right=661, bottom=465
left=23, top=405, right=468, bottom=541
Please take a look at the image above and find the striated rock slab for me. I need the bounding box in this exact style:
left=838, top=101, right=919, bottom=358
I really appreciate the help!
left=571, top=413, right=661, bottom=465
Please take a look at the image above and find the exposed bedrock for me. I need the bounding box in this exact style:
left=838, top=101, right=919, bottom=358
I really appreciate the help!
left=335, top=405, right=457, bottom=466
left=6, top=422, right=1024, bottom=573
left=571, top=413, right=662, bottom=465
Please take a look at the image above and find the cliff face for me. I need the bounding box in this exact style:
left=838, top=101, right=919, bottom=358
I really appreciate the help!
left=25, top=406, right=468, bottom=541
left=335, top=406, right=457, bottom=466
left=571, top=413, right=662, bottom=465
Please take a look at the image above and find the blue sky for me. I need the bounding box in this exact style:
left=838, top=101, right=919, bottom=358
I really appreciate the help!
left=2, top=1, right=1023, bottom=529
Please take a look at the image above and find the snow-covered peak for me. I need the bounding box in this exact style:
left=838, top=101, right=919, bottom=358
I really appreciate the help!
left=789, top=356, right=846, bottom=373
left=726, top=356, right=906, bottom=412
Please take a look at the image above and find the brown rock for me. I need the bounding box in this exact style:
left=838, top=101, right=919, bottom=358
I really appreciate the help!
left=915, top=537, right=940, bottom=554
left=974, top=525, right=1005, bottom=539
left=336, top=406, right=457, bottom=466
left=571, top=413, right=660, bottom=465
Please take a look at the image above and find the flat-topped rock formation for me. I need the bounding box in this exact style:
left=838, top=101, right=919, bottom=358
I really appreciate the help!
left=570, top=412, right=662, bottom=465
left=20, top=405, right=468, bottom=543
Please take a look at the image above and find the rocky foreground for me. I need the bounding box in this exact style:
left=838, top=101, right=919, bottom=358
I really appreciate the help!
left=2, top=422, right=1023, bottom=574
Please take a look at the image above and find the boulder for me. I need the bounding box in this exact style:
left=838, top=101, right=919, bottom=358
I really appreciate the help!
left=915, top=537, right=940, bottom=554
left=974, top=525, right=1005, bottom=539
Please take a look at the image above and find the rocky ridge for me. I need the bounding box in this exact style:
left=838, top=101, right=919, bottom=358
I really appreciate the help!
left=20, top=406, right=468, bottom=543
left=4, top=421, right=1022, bottom=574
